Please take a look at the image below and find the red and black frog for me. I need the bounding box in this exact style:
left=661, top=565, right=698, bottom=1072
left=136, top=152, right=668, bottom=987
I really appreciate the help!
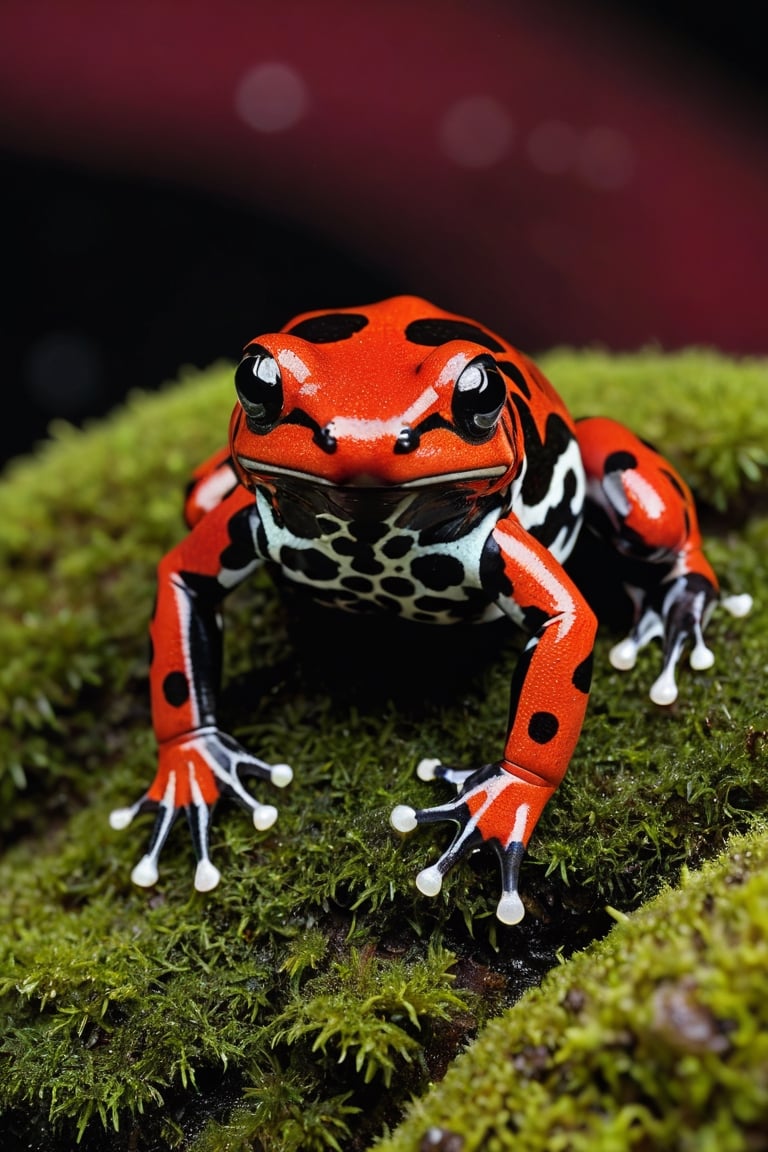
left=110, top=296, right=751, bottom=924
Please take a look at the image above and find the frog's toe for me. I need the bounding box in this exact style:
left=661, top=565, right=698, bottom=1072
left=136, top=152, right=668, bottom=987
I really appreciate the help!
left=252, top=802, right=278, bottom=831
left=610, top=572, right=752, bottom=706
left=649, top=575, right=752, bottom=706
left=109, top=792, right=151, bottom=831
left=193, top=858, right=221, bottom=892
left=218, top=752, right=292, bottom=822
left=411, top=819, right=526, bottom=925
left=185, top=775, right=222, bottom=892
left=128, top=798, right=180, bottom=888
left=412, top=816, right=485, bottom=896
left=416, top=757, right=475, bottom=791
left=109, top=788, right=175, bottom=886
left=722, top=592, right=753, bottom=619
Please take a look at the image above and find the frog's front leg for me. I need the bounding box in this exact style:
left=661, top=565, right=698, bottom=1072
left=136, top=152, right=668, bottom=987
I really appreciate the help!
left=576, top=417, right=752, bottom=705
left=392, top=520, right=596, bottom=924
left=110, top=483, right=292, bottom=891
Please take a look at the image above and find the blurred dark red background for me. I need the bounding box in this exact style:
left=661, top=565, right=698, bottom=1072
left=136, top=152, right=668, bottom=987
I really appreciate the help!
left=1, top=0, right=766, bottom=470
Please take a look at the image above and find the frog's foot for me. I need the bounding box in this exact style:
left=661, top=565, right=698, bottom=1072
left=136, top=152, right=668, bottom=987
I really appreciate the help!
left=609, top=573, right=752, bottom=706
left=109, top=727, right=292, bottom=891
left=391, top=760, right=555, bottom=925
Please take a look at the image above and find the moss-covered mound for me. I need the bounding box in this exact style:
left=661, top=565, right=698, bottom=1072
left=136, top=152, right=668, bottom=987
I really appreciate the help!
left=375, top=823, right=768, bottom=1152
left=1, top=349, right=766, bottom=1150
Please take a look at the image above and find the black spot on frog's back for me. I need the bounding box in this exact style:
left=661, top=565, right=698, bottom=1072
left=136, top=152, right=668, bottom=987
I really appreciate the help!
left=404, top=317, right=505, bottom=352
left=287, top=313, right=369, bottom=342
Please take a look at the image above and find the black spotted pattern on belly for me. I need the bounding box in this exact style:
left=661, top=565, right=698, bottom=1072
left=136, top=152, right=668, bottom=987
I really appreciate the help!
left=254, top=489, right=505, bottom=625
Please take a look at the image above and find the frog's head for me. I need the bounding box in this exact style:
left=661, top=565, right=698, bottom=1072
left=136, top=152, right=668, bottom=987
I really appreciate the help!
left=230, top=296, right=528, bottom=503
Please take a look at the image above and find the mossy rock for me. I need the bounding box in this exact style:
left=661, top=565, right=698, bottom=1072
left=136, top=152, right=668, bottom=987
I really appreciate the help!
left=1, top=349, right=766, bottom=1150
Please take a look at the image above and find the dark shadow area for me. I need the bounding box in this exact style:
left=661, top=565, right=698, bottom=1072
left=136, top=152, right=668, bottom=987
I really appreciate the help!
left=1, top=150, right=399, bottom=470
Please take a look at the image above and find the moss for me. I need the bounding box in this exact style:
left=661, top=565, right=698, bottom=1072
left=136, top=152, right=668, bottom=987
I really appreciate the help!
left=375, top=824, right=768, bottom=1152
left=0, top=348, right=766, bottom=1149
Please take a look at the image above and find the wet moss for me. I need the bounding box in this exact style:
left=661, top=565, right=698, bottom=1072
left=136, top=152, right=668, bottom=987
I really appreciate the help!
left=0, top=349, right=766, bottom=1149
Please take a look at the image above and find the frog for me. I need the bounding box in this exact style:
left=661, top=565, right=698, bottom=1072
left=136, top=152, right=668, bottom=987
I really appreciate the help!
left=109, top=295, right=752, bottom=924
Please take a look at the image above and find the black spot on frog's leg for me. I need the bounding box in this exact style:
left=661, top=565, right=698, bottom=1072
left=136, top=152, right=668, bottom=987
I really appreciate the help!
left=497, top=359, right=531, bottom=399
left=572, top=652, right=594, bottom=694
left=331, top=537, right=357, bottom=556
left=163, top=670, right=190, bottom=708
left=604, top=450, right=638, bottom=475
left=413, top=593, right=459, bottom=614
left=287, top=313, right=369, bottom=342
left=280, top=545, right=340, bottom=582
left=219, top=504, right=259, bottom=572
left=528, top=711, right=560, bottom=744
left=511, top=398, right=573, bottom=506
left=410, top=553, right=465, bottom=591
left=404, top=318, right=505, bottom=352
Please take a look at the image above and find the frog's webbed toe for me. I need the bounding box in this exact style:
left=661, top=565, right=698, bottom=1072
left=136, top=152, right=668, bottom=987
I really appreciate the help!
left=610, top=573, right=752, bottom=706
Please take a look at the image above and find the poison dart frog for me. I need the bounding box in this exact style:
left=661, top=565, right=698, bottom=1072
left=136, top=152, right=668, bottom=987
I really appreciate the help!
left=110, top=296, right=751, bottom=924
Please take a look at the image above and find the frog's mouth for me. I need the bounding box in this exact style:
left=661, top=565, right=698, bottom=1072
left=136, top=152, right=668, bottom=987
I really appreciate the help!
left=236, top=457, right=508, bottom=489
left=237, top=458, right=510, bottom=536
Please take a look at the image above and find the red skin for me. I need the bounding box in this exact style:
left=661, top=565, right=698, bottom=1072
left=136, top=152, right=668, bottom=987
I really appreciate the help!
left=577, top=416, right=718, bottom=586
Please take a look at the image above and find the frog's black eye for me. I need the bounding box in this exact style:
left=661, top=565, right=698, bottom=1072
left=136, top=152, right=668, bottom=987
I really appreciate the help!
left=452, top=355, right=506, bottom=442
left=235, top=344, right=283, bottom=431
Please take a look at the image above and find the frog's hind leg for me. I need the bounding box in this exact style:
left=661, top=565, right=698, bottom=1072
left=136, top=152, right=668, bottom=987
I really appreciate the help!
left=183, top=446, right=239, bottom=528
left=575, top=416, right=752, bottom=705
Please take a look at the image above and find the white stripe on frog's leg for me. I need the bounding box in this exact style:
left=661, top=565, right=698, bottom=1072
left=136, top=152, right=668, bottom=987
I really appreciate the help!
left=193, top=465, right=240, bottom=515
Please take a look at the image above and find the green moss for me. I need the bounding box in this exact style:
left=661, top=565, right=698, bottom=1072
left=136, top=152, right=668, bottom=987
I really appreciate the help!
left=0, top=349, right=766, bottom=1149
left=376, top=824, right=768, bottom=1152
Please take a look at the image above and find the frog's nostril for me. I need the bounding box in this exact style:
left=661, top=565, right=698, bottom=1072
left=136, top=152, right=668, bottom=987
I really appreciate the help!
left=315, top=424, right=337, bottom=453
left=394, top=427, right=420, bottom=454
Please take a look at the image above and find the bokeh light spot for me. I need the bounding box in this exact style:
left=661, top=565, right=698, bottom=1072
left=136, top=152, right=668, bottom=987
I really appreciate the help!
left=438, top=96, right=514, bottom=169
left=235, top=62, right=308, bottom=133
